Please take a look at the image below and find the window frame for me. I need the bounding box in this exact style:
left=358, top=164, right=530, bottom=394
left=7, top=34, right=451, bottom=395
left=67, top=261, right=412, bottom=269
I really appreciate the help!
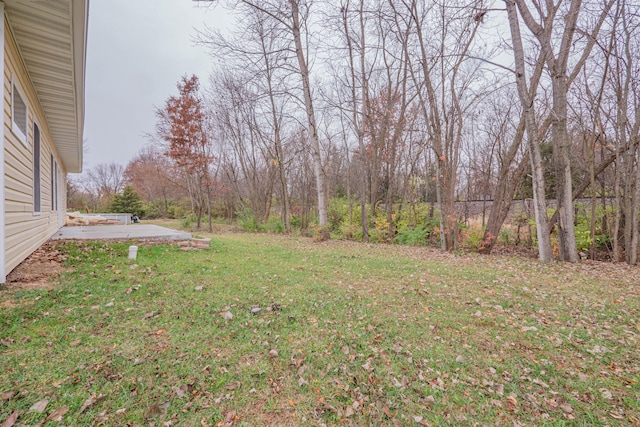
left=33, top=121, right=41, bottom=214
left=11, top=79, right=28, bottom=147
left=50, top=153, right=58, bottom=212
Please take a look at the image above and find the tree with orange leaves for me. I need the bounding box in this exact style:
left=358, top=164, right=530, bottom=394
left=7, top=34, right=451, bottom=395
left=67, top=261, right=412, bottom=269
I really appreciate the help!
left=156, top=75, right=213, bottom=231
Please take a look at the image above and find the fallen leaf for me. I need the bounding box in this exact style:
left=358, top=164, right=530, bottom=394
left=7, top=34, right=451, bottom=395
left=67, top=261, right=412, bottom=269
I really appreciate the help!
left=600, top=389, right=613, bottom=400
left=455, top=355, right=465, bottom=363
left=145, top=403, right=162, bottom=419
left=222, top=311, right=233, bottom=320
left=226, top=381, right=241, bottom=390
left=268, top=349, right=278, bottom=358
left=29, top=399, right=49, bottom=414
left=79, top=394, right=105, bottom=413
left=506, top=394, right=518, bottom=413
left=2, top=410, right=18, bottom=427
left=224, top=410, right=237, bottom=423
left=40, top=406, right=69, bottom=424
left=362, top=360, right=374, bottom=372
left=1, top=391, right=15, bottom=400
left=172, top=386, right=185, bottom=398
left=559, top=403, right=573, bottom=414
left=383, top=406, right=393, bottom=418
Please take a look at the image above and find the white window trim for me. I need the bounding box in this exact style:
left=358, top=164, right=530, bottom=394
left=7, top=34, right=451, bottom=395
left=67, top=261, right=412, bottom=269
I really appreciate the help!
left=11, top=78, right=28, bottom=147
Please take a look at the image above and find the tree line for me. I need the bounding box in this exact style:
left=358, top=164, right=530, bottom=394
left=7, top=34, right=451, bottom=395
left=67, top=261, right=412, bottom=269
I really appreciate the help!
left=70, top=0, right=640, bottom=264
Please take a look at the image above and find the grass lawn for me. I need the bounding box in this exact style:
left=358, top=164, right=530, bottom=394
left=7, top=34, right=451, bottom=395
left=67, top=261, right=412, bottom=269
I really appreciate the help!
left=0, top=233, right=638, bottom=426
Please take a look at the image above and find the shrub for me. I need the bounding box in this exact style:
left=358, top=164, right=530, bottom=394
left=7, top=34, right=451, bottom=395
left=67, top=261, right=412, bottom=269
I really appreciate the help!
left=394, top=226, right=430, bottom=246
left=574, top=222, right=593, bottom=252
left=267, top=219, right=285, bottom=234
left=290, top=215, right=301, bottom=229
left=167, top=204, right=188, bottom=219
left=499, top=229, right=515, bottom=245
left=460, top=226, right=485, bottom=251
left=338, top=223, right=361, bottom=240
left=180, top=215, right=194, bottom=230
left=236, top=206, right=263, bottom=232
left=328, top=197, right=351, bottom=231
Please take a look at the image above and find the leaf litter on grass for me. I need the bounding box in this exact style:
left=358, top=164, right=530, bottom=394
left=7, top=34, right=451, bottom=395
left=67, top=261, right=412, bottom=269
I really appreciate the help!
left=0, top=236, right=638, bottom=426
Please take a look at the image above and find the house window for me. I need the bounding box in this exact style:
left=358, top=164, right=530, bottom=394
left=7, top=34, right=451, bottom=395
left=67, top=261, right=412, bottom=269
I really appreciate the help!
left=33, top=123, right=41, bottom=213
left=12, top=82, right=28, bottom=146
left=50, top=154, right=58, bottom=211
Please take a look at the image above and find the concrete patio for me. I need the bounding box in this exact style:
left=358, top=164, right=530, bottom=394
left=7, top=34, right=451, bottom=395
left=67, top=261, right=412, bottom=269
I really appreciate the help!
left=51, top=224, right=192, bottom=241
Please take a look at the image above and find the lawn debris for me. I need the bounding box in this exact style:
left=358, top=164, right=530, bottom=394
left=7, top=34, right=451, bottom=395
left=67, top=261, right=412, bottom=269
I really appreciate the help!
left=29, top=399, right=49, bottom=414
left=2, top=410, right=18, bottom=427
left=79, top=394, right=106, bottom=413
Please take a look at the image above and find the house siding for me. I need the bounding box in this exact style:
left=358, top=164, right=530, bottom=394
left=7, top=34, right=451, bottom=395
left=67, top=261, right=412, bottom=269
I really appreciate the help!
left=3, top=19, right=67, bottom=275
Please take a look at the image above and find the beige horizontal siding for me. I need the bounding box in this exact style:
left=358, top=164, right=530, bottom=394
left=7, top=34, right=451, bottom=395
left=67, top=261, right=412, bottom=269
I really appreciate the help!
left=4, top=18, right=67, bottom=275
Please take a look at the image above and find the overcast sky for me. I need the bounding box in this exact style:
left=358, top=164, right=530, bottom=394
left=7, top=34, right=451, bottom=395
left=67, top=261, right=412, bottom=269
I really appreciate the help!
left=81, top=0, right=228, bottom=173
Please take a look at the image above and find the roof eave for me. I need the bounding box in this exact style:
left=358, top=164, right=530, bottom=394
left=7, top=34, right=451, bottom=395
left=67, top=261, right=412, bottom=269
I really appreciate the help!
left=70, top=0, right=88, bottom=173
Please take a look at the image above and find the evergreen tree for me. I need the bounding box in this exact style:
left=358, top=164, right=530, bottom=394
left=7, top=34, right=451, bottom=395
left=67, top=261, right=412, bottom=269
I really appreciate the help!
left=111, top=185, right=144, bottom=218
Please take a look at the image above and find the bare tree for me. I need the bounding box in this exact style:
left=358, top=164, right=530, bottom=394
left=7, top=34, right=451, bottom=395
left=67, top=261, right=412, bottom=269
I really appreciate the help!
left=199, top=0, right=329, bottom=236
left=125, top=145, right=184, bottom=218
left=209, top=70, right=276, bottom=223
left=393, top=0, right=485, bottom=250
left=82, top=162, right=127, bottom=211
left=199, top=9, right=294, bottom=231
left=504, top=0, right=553, bottom=261
left=512, top=0, right=615, bottom=262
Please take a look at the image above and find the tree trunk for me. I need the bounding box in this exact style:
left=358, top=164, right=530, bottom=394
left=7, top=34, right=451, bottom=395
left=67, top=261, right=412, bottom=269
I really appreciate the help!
left=505, top=0, right=553, bottom=261
left=479, top=152, right=529, bottom=254
left=551, top=71, right=578, bottom=262
left=289, top=0, right=328, bottom=234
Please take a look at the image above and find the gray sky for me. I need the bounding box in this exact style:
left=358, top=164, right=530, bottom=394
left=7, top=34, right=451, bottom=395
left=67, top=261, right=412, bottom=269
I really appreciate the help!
left=82, top=0, right=228, bottom=172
